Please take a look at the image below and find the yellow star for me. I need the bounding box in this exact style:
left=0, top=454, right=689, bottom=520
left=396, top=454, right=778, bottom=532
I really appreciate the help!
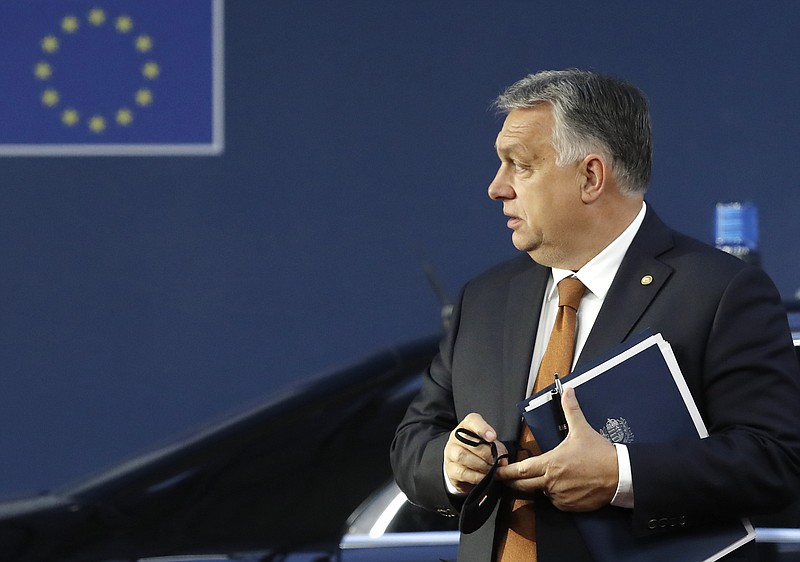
left=88, top=8, right=106, bottom=26
left=41, top=35, right=60, bottom=54
left=116, top=108, right=134, bottom=126
left=62, top=15, right=80, bottom=33
left=115, top=15, right=134, bottom=33
left=61, top=109, right=79, bottom=127
left=142, top=61, right=160, bottom=80
left=88, top=115, right=107, bottom=133
left=135, top=35, right=153, bottom=53
left=41, top=89, right=60, bottom=107
left=135, top=88, right=153, bottom=106
left=34, top=61, right=53, bottom=80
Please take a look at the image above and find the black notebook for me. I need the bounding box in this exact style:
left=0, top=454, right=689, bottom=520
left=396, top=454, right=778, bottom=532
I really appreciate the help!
left=518, top=332, right=754, bottom=562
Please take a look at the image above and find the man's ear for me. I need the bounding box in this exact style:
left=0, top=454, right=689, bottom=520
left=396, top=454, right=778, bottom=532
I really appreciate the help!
left=579, top=154, right=606, bottom=203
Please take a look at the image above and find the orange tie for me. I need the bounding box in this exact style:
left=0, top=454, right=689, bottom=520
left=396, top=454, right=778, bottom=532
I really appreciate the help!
left=495, top=276, right=586, bottom=561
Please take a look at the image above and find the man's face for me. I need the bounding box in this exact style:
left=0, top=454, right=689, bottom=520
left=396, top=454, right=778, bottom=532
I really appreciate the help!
left=488, top=105, right=584, bottom=267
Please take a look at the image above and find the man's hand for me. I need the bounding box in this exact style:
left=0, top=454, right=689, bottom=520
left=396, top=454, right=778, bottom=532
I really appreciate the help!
left=444, top=413, right=507, bottom=494
left=494, top=387, right=618, bottom=511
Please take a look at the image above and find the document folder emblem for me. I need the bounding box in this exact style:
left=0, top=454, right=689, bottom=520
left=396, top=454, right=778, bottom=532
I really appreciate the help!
left=599, top=417, right=634, bottom=444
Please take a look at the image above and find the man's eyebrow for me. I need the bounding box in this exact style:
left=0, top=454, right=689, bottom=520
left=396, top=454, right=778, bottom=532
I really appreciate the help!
left=495, top=141, right=530, bottom=158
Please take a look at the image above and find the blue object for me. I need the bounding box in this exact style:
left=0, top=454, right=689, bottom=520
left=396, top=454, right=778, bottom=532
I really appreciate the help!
left=0, top=0, right=223, bottom=155
left=715, top=202, right=759, bottom=251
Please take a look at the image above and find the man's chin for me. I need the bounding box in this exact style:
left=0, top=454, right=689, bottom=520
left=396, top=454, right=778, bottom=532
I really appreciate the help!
left=512, top=239, right=554, bottom=266
left=511, top=233, right=538, bottom=254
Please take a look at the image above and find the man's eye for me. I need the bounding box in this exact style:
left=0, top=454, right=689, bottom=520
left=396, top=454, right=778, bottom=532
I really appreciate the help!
left=512, top=162, right=529, bottom=173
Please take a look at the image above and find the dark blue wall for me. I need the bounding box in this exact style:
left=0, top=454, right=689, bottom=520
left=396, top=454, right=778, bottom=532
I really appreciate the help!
left=2, top=1, right=799, bottom=498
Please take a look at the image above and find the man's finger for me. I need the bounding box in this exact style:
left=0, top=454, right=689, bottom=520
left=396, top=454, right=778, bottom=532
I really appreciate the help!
left=446, top=442, right=494, bottom=472
left=494, top=455, right=545, bottom=482
left=503, top=475, right=548, bottom=494
left=460, top=412, right=497, bottom=442
left=561, top=386, right=589, bottom=432
left=494, top=456, right=548, bottom=493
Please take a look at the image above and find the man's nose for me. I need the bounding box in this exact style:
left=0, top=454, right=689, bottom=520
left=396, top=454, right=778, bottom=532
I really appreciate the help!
left=488, top=167, right=514, bottom=200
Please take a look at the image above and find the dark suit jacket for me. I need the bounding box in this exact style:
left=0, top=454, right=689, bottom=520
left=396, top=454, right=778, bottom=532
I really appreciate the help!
left=391, top=207, right=800, bottom=562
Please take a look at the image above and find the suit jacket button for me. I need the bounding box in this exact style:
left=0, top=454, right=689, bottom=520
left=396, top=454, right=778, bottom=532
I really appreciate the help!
left=659, top=518, right=668, bottom=528
left=648, top=518, right=658, bottom=529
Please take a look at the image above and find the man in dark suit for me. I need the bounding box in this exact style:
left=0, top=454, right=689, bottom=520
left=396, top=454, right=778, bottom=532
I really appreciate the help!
left=390, top=69, right=800, bottom=561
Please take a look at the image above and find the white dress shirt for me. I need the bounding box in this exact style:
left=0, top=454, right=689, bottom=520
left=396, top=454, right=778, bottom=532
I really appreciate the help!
left=445, top=203, right=646, bottom=504
left=527, top=201, right=647, bottom=508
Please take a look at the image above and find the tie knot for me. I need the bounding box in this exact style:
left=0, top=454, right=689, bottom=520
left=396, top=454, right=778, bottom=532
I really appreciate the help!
left=557, top=277, right=586, bottom=310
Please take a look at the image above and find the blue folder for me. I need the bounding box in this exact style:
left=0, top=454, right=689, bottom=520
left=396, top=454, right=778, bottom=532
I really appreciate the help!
left=517, top=332, right=754, bottom=562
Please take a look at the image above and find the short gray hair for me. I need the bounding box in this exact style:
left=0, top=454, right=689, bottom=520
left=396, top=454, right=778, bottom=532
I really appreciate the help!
left=493, top=69, right=652, bottom=195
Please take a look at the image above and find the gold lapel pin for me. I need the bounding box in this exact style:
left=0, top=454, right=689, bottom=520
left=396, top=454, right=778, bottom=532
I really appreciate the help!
left=640, top=275, right=653, bottom=286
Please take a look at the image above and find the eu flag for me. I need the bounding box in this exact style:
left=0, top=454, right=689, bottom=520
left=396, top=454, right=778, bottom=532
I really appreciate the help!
left=0, top=0, right=223, bottom=156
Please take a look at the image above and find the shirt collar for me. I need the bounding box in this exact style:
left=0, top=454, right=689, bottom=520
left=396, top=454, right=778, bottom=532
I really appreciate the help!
left=548, top=201, right=647, bottom=301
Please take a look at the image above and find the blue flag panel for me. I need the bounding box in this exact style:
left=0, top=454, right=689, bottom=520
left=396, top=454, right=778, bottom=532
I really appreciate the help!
left=0, top=0, right=223, bottom=156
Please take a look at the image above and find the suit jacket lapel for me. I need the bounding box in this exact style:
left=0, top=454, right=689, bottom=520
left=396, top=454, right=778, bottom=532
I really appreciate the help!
left=494, top=208, right=676, bottom=428
left=500, top=261, right=550, bottom=436
left=578, top=207, right=676, bottom=367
